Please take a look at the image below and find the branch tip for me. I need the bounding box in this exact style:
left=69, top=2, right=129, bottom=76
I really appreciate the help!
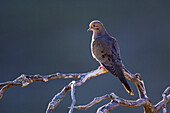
left=0, top=68, right=169, bottom=113
left=110, top=93, right=118, bottom=99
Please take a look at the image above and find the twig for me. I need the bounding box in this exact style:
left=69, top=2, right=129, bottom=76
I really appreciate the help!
left=0, top=67, right=169, bottom=113
left=69, top=81, right=76, bottom=113
left=74, top=93, right=116, bottom=110
left=73, top=92, right=148, bottom=113
left=154, top=86, right=170, bottom=113
left=96, top=96, right=148, bottom=113
left=46, top=68, right=107, bottom=112
left=74, top=68, right=168, bottom=113
left=0, top=73, right=81, bottom=98
left=123, top=69, right=155, bottom=113
left=46, top=85, right=70, bottom=113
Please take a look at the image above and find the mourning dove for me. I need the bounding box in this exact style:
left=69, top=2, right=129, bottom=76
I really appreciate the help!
left=88, top=20, right=133, bottom=95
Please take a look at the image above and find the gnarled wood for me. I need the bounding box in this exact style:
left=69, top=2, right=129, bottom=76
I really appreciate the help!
left=0, top=68, right=169, bottom=113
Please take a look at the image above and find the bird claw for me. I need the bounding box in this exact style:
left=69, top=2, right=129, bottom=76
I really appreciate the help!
left=98, top=66, right=106, bottom=70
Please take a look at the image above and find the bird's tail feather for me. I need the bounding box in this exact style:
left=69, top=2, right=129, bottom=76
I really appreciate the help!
left=102, top=63, right=134, bottom=95
left=113, top=64, right=134, bottom=95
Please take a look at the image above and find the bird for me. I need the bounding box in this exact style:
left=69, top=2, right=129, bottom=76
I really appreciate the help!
left=88, top=20, right=133, bottom=95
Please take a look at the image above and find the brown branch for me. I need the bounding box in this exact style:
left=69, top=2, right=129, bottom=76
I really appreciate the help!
left=46, top=84, right=71, bottom=113
left=46, top=68, right=107, bottom=113
left=96, top=96, right=149, bottom=113
left=73, top=92, right=149, bottom=112
left=154, top=86, right=170, bottom=113
left=73, top=93, right=115, bottom=110
left=73, top=69, right=169, bottom=113
left=69, top=81, right=76, bottom=113
left=123, top=69, right=155, bottom=113
left=0, top=67, right=169, bottom=113
left=0, top=73, right=81, bottom=98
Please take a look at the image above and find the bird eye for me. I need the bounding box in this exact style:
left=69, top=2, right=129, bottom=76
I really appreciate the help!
left=93, top=25, right=96, bottom=27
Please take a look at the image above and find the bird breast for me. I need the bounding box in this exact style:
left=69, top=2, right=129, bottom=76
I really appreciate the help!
left=91, top=38, right=111, bottom=63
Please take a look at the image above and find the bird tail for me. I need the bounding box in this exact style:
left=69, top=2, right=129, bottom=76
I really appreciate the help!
left=113, top=64, right=134, bottom=95
left=102, top=63, right=134, bottom=95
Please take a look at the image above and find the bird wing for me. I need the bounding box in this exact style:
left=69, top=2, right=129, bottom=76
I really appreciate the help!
left=92, top=36, right=133, bottom=95
left=92, top=36, right=121, bottom=67
left=94, top=36, right=123, bottom=75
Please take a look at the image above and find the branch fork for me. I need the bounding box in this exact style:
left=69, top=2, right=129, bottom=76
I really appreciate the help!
left=0, top=68, right=169, bottom=113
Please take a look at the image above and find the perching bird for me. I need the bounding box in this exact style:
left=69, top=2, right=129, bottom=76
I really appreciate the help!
left=88, top=20, right=133, bottom=95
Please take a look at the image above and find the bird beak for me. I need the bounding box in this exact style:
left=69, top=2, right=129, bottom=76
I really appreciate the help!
left=87, top=28, right=91, bottom=32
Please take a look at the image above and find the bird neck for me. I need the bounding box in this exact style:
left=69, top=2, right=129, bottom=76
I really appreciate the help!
left=92, top=29, right=108, bottom=39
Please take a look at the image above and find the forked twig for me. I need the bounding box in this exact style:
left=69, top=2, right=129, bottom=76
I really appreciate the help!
left=0, top=68, right=169, bottom=113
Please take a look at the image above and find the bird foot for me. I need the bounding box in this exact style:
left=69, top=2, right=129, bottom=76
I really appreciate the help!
left=98, top=66, right=106, bottom=70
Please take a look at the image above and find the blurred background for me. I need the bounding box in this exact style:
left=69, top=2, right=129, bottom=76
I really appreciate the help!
left=0, top=0, right=169, bottom=113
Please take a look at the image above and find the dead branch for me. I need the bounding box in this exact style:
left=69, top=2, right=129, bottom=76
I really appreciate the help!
left=69, top=81, right=76, bottom=113
left=46, top=68, right=107, bottom=113
left=0, top=73, right=81, bottom=98
left=154, top=86, right=170, bottom=113
left=0, top=67, right=169, bottom=113
left=73, top=93, right=115, bottom=110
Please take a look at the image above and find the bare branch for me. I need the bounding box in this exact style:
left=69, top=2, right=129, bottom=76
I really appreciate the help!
left=74, top=93, right=116, bottom=110
left=73, top=92, right=148, bottom=113
left=154, top=86, right=170, bottom=113
left=97, top=97, right=148, bottom=113
left=123, top=69, right=148, bottom=98
left=0, top=73, right=81, bottom=98
left=69, top=81, right=76, bottom=113
left=74, top=68, right=161, bottom=113
left=0, top=85, right=13, bottom=99
left=0, top=67, right=169, bottom=113
left=46, top=84, right=70, bottom=113
left=123, top=69, right=155, bottom=113
left=46, top=68, right=107, bottom=112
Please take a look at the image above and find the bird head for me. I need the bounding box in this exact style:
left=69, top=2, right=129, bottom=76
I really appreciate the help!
left=88, top=20, right=104, bottom=31
left=88, top=20, right=107, bottom=36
